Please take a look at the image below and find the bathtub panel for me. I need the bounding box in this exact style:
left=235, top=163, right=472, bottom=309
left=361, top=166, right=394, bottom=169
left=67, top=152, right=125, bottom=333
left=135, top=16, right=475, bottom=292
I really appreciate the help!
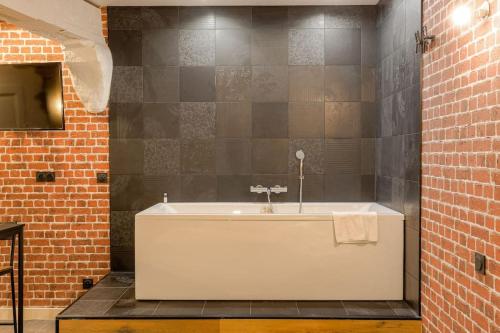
left=136, top=203, right=403, bottom=300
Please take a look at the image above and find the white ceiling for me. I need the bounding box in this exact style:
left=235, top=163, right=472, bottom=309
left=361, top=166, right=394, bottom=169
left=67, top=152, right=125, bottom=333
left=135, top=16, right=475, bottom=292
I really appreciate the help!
left=91, top=0, right=378, bottom=6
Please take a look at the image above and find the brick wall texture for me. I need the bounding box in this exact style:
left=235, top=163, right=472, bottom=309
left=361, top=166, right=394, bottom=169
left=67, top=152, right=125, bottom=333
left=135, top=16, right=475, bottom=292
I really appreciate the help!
left=0, top=9, right=110, bottom=307
left=421, top=0, right=499, bottom=332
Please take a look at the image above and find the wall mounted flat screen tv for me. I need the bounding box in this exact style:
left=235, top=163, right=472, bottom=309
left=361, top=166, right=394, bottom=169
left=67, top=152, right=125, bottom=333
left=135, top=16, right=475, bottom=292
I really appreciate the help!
left=0, top=62, right=64, bottom=130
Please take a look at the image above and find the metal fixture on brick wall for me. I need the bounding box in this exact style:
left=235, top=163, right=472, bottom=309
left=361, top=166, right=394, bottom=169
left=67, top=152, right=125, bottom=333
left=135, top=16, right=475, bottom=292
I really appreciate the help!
left=415, top=26, right=435, bottom=53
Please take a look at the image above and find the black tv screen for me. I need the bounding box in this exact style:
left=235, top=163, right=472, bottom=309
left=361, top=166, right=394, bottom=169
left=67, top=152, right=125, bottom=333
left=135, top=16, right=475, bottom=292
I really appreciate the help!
left=0, top=62, right=64, bottom=130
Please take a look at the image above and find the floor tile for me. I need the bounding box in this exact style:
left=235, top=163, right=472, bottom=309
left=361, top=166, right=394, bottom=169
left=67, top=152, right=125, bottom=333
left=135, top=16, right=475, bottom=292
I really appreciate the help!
left=343, top=301, right=396, bottom=317
left=251, top=301, right=299, bottom=317
left=297, top=301, right=347, bottom=317
left=154, top=301, right=205, bottom=317
left=202, top=301, right=251, bottom=317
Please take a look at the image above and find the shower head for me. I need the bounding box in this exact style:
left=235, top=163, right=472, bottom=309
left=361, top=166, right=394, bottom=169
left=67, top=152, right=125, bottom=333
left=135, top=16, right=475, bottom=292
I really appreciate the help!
left=295, top=150, right=305, bottom=160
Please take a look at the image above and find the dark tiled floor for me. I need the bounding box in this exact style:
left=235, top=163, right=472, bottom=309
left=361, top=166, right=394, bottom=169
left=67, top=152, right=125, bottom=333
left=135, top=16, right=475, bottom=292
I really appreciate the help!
left=58, top=273, right=419, bottom=319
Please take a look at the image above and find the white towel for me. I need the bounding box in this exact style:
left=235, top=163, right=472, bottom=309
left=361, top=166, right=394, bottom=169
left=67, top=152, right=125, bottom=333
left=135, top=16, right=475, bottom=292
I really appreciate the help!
left=332, top=212, right=378, bottom=244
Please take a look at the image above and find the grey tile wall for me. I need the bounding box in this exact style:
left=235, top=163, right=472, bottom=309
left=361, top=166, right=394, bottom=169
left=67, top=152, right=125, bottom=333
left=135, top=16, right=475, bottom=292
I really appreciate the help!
left=375, top=0, right=421, bottom=313
left=108, top=6, right=377, bottom=270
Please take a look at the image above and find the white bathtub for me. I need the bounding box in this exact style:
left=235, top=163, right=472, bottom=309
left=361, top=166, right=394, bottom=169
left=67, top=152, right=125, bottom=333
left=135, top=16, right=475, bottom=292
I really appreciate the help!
left=135, top=202, right=404, bottom=301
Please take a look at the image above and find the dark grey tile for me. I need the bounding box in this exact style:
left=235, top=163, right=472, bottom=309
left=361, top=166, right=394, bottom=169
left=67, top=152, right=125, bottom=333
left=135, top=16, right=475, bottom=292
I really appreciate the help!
left=376, top=176, right=392, bottom=206
left=404, top=133, right=420, bottom=181
left=216, top=30, right=251, bottom=65
left=361, top=138, right=375, bottom=175
left=288, top=66, right=324, bottom=102
left=142, top=29, right=178, bottom=66
left=143, top=103, right=180, bottom=138
left=388, top=301, right=418, bottom=318
left=96, top=274, right=134, bottom=288
left=215, top=67, right=251, bottom=102
left=325, top=66, right=361, bottom=102
left=216, top=139, right=252, bottom=175
left=80, top=287, right=127, bottom=301
left=325, top=29, right=361, bottom=65
left=106, top=298, right=159, bottom=317
left=405, top=273, right=420, bottom=312
left=288, top=7, right=324, bottom=28
left=143, top=176, right=181, bottom=207
left=252, top=139, right=288, bottom=174
left=110, top=139, right=144, bottom=174
left=143, top=139, right=180, bottom=176
left=110, top=103, right=143, bottom=139
left=110, top=175, right=143, bottom=211
left=380, top=137, right=393, bottom=177
left=297, top=301, right=346, bottom=318
left=361, top=66, right=376, bottom=102
left=203, top=301, right=251, bottom=317
left=289, top=102, right=324, bottom=138
left=287, top=174, right=325, bottom=202
left=111, top=67, right=143, bottom=103
left=361, top=174, right=375, bottom=201
left=141, top=7, right=179, bottom=29
left=179, top=30, right=215, bottom=66
left=325, top=102, right=362, bottom=138
left=405, top=225, right=420, bottom=280
left=381, top=95, right=393, bottom=137
left=361, top=8, right=377, bottom=66
left=325, top=138, right=361, bottom=174
left=405, top=0, right=421, bottom=42
left=179, top=7, right=215, bottom=29
left=392, top=2, right=406, bottom=50
left=180, top=102, right=216, bottom=139
left=61, top=300, right=115, bottom=317
left=324, top=174, right=362, bottom=201
left=180, top=67, right=215, bottom=102
left=404, top=84, right=421, bottom=134
left=251, top=301, right=299, bottom=317
left=289, top=29, right=324, bottom=65
left=391, top=177, right=405, bottom=212
left=181, top=175, right=217, bottom=201
left=216, top=102, right=252, bottom=138
left=181, top=139, right=216, bottom=174
left=109, top=30, right=142, bottom=66
left=361, top=102, right=376, bottom=138
left=380, top=55, right=394, bottom=97
left=110, top=211, right=135, bottom=247
left=217, top=175, right=253, bottom=201
left=392, top=90, right=406, bottom=136
left=252, top=7, right=288, bottom=29
left=343, top=301, right=395, bottom=317
left=251, top=66, right=288, bottom=102
left=215, top=7, right=252, bottom=29
left=111, top=248, right=135, bottom=272
left=392, top=135, right=405, bottom=179
left=143, top=66, right=179, bottom=102
left=288, top=139, right=325, bottom=175
left=251, top=28, right=288, bottom=65
left=108, top=7, right=142, bottom=30
left=252, top=103, right=288, bottom=138
left=325, top=6, right=362, bottom=28
left=404, top=180, right=420, bottom=231
left=154, top=301, right=205, bottom=317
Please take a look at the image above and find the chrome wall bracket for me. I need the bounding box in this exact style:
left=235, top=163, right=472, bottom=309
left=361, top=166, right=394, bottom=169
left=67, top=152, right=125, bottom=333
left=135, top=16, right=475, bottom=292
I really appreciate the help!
left=415, top=26, right=435, bottom=54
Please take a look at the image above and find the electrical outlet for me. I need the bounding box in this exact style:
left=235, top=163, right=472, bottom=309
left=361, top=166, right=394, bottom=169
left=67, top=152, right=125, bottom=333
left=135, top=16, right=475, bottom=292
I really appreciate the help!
left=474, top=252, right=486, bottom=275
left=35, top=171, right=55, bottom=182
left=83, top=278, right=94, bottom=289
left=96, top=172, right=108, bottom=183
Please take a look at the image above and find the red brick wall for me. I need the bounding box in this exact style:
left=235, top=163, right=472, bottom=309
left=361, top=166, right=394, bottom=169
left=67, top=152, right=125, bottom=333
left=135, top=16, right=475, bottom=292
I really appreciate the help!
left=421, top=0, right=499, bottom=332
left=0, top=11, right=110, bottom=307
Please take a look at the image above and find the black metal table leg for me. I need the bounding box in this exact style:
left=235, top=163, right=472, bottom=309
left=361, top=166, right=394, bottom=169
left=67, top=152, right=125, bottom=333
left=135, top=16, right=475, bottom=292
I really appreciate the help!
left=18, top=230, right=23, bottom=333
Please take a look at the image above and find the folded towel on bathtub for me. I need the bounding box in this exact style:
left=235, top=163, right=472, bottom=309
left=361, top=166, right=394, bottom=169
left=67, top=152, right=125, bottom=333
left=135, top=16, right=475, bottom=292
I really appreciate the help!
left=332, top=212, right=378, bottom=244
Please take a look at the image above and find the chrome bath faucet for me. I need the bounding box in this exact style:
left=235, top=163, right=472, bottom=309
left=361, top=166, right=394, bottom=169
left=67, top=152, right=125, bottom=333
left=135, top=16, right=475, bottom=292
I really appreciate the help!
left=250, top=185, right=287, bottom=213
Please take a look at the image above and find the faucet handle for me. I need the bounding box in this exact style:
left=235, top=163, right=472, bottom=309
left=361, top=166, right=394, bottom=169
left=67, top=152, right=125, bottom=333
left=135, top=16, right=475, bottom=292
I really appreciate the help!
left=250, top=185, right=268, bottom=194
left=270, top=185, right=287, bottom=194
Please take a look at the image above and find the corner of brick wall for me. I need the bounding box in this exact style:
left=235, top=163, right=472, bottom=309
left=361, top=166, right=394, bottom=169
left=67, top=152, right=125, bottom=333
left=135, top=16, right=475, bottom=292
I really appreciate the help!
left=421, top=0, right=499, bottom=332
left=0, top=7, right=110, bottom=307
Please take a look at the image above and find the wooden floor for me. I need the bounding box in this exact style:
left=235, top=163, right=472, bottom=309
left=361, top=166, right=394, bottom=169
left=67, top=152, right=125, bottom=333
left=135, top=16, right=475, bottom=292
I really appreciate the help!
left=0, top=320, right=54, bottom=333
left=58, top=319, right=422, bottom=333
